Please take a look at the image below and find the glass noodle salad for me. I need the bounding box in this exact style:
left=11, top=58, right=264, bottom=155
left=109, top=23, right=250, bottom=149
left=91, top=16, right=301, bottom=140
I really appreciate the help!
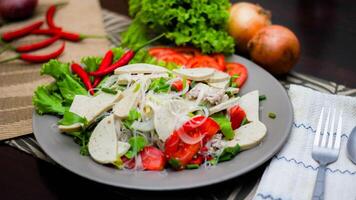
left=33, top=47, right=267, bottom=171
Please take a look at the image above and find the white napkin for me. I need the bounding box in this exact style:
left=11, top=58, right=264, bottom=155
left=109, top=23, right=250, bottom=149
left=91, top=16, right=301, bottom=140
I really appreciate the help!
left=254, top=85, right=356, bottom=200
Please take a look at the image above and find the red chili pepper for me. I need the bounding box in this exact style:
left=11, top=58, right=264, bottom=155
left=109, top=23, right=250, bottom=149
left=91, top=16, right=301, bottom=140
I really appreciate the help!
left=1, top=21, right=43, bottom=41
left=90, top=50, right=135, bottom=76
left=46, top=5, right=61, bottom=30
left=32, top=29, right=105, bottom=42
left=90, top=34, right=165, bottom=77
left=71, top=63, right=94, bottom=95
left=92, top=50, right=114, bottom=87
left=0, top=42, right=65, bottom=64
left=15, top=35, right=61, bottom=52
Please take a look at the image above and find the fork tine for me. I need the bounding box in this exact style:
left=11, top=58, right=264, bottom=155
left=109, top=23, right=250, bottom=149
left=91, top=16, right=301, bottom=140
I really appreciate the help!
left=321, top=108, right=331, bottom=147
left=313, top=107, right=325, bottom=147
left=333, top=110, right=343, bottom=150
left=327, top=109, right=336, bottom=149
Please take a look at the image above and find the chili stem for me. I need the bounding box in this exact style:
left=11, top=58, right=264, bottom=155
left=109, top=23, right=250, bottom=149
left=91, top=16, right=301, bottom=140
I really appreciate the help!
left=0, top=45, right=13, bottom=54
left=80, top=34, right=108, bottom=40
left=133, top=33, right=165, bottom=52
left=0, top=55, right=20, bottom=64
left=54, top=1, right=69, bottom=8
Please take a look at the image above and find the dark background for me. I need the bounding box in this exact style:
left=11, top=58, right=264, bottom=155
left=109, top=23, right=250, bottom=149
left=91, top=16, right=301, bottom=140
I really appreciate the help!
left=101, top=0, right=356, bottom=87
left=1, top=0, right=356, bottom=199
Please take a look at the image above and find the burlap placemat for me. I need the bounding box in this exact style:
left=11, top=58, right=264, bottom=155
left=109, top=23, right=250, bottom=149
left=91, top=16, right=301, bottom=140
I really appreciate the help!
left=0, top=0, right=110, bottom=140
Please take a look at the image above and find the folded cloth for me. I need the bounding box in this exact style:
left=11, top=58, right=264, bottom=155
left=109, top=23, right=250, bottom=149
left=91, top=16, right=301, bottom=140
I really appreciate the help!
left=254, top=85, right=356, bottom=200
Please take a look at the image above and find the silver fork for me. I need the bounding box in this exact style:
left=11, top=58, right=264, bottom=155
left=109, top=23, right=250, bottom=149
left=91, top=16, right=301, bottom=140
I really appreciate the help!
left=311, top=107, right=343, bottom=200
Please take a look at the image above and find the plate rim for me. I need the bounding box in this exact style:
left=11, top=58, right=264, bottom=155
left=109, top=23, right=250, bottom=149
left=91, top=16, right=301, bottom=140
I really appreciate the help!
left=33, top=55, right=293, bottom=191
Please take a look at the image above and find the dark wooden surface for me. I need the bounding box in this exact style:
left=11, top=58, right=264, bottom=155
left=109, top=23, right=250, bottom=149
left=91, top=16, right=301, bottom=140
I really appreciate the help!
left=1, top=0, right=356, bottom=199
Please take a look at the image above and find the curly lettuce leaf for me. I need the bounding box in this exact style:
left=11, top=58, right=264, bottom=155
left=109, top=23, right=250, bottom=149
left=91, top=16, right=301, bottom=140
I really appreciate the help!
left=123, top=0, right=234, bottom=54
left=33, top=86, right=67, bottom=115
left=58, top=111, right=87, bottom=126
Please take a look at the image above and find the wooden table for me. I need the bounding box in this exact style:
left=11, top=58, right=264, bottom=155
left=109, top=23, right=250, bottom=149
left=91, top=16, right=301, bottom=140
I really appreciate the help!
left=1, top=0, right=355, bottom=199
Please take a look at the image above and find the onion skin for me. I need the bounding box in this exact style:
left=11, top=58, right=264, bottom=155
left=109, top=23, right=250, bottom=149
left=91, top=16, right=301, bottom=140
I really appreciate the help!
left=228, top=2, right=271, bottom=53
left=0, top=0, right=38, bottom=21
left=248, top=25, right=301, bottom=75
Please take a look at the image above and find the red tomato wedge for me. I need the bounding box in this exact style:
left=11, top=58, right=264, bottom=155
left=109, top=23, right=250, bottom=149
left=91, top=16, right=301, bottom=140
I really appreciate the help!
left=171, top=80, right=183, bottom=91
left=228, top=105, right=247, bottom=130
left=226, top=62, right=248, bottom=87
left=140, top=146, right=166, bottom=171
left=165, top=116, right=219, bottom=169
left=189, top=155, right=204, bottom=165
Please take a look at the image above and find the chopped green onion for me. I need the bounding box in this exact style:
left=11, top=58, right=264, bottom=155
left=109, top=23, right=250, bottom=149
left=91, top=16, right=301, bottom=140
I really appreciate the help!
left=231, top=74, right=239, bottom=80
left=268, top=112, right=276, bottom=119
left=101, top=87, right=117, bottom=94
left=231, top=82, right=238, bottom=88
left=259, top=95, right=267, bottom=101
left=133, top=83, right=141, bottom=93
left=168, top=158, right=181, bottom=169
left=186, top=164, right=200, bottom=169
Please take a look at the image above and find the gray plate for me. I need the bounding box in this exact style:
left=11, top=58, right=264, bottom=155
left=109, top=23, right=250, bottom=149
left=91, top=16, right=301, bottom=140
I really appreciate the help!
left=33, top=55, right=293, bottom=191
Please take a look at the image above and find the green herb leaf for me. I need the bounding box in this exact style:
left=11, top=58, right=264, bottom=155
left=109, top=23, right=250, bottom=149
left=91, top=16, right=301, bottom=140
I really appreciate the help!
left=70, top=130, right=91, bottom=156
left=218, top=143, right=240, bottom=162
left=58, top=111, right=87, bottom=126
left=122, top=108, right=141, bottom=129
left=148, top=77, right=170, bottom=93
left=125, top=136, right=147, bottom=159
left=81, top=56, right=102, bottom=82
left=211, top=112, right=235, bottom=140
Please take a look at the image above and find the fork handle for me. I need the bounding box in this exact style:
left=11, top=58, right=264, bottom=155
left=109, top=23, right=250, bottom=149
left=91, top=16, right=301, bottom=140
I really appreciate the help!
left=312, top=165, right=326, bottom=200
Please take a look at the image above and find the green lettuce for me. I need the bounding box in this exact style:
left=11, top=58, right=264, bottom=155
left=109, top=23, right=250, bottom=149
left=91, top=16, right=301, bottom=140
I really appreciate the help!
left=34, top=60, right=87, bottom=115
left=125, top=136, right=148, bottom=159
left=33, top=86, right=67, bottom=115
left=58, top=111, right=87, bottom=126
left=122, top=0, right=235, bottom=54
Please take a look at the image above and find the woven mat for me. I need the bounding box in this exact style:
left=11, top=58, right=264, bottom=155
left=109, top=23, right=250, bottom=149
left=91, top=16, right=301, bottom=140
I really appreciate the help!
left=3, top=7, right=356, bottom=200
left=0, top=0, right=110, bottom=140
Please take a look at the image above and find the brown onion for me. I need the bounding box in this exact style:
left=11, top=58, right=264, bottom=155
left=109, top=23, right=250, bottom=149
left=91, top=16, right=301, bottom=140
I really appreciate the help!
left=0, top=0, right=38, bottom=21
left=248, top=25, right=301, bottom=75
left=228, top=2, right=271, bottom=53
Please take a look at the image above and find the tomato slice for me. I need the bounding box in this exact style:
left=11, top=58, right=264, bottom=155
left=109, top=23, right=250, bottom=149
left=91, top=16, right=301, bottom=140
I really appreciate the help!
left=165, top=116, right=219, bottom=169
left=148, top=47, right=177, bottom=57
left=157, top=53, right=188, bottom=66
left=226, top=62, right=248, bottom=88
left=188, top=55, right=224, bottom=71
left=228, top=105, right=247, bottom=130
left=212, top=53, right=226, bottom=71
left=140, top=146, right=166, bottom=171
left=189, top=155, right=204, bottom=165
